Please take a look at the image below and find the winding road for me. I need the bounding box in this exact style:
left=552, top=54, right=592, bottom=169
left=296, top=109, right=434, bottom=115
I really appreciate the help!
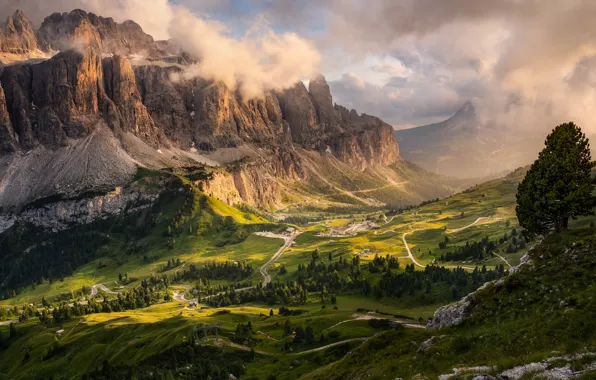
left=172, top=231, right=301, bottom=304
left=402, top=231, right=426, bottom=268
left=255, top=232, right=301, bottom=286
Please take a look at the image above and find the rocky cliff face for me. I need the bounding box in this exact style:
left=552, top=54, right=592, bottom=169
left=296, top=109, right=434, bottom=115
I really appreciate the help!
left=36, top=9, right=161, bottom=57
left=0, top=84, right=17, bottom=154
left=0, top=8, right=409, bottom=216
left=134, top=65, right=195, bottom=148
left=0, top=9, right=39, bottom=54
left=194, top=81, right=291, bottom=150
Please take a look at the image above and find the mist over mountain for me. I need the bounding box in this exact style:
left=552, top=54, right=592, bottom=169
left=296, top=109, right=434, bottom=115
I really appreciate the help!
left=395, top=102, right=545, bottom=178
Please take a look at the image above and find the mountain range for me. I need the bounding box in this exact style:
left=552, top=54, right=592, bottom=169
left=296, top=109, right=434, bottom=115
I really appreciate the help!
left=0, top=9, right=468, bottom=232
left=395, top=102, right=543, bottom=178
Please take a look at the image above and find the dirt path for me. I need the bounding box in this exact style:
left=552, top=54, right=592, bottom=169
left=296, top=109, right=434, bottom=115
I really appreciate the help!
left=256, top=331, right=281, bottom=341
left=225, top=336, right=371, bottom=356
left=0, top=320, right=18, bottom=326
left=494, top=252, right=513, bottom=269
left=448, top=217, right=492, bottom=233
left=224, top=340, right=274, bottom=356
left=403, top=231, right=476, bottom=270
left=256, top=231, right=301, bottom=286
left=324, top=313, right=425, bottom=331
left=291, top=338, right=368, bottom=355
left=90, top=284, right=120, bottom=298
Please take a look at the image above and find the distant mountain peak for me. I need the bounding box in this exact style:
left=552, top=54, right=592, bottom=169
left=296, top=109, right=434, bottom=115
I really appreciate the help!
left=452, top=101, right=476, bottom=121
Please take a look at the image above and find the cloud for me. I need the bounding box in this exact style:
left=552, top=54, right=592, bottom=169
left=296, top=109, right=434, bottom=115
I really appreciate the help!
left=0, top=0, right=321, bottom=99
left=257, top=0, right=596, bottom=133
left=168, top=10, right=320, bottom=99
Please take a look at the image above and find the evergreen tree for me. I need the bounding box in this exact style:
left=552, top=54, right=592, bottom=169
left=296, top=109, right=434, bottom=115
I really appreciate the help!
left=9, top=322, right=16, bottom=339
left=517, top=122, right=596, bottom=234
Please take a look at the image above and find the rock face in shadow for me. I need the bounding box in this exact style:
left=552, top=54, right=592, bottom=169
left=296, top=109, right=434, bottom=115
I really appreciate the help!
left=102, top=55, right=164, bottom=147
left=277, top=81, right=321, bottom=147
left=308, top=74, right=342, bottom=134
left=0, top=84, right=17, bottom=154
left=133, top=65, right=195, bottom=148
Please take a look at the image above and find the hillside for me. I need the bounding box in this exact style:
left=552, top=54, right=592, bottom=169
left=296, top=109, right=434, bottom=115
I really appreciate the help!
left=305, top=228, right=596, bottom=379
left=1, top=162, right=594, bottom=379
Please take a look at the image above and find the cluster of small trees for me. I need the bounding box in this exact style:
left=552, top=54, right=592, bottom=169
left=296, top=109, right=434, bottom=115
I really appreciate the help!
left=38, top=286, right=164, bottom=324
left=438, top=229, right=528, bottom=262
left=375, top=264, right=504, bottom=302
left=206, top=250, right=504, bottom=307
left=175, top=261, right=253, bottom=281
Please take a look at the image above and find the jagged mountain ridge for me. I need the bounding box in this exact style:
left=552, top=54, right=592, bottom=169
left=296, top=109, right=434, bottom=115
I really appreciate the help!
left=0, top=9, right=458, bottom=227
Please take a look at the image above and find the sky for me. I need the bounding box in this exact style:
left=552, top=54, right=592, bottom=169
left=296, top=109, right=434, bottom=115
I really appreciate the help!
left=2, top=0, right=596, bottom=132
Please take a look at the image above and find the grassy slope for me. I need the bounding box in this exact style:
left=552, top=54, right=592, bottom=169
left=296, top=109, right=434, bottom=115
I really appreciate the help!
left=4, top=167, right=596, bottom=379
left=0, top=294, right=431, bottom=379
left=276, top=152, right=475, bottom=214
left=0, top=170, right=282, bottom=306
left=303, top=228, right=596, bottom=379
left=1, top=166, right=532, bottom=306
left=276, top=167, right=531, bottom=277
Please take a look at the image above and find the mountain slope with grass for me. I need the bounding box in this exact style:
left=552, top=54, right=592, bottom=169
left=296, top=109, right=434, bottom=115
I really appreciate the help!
left=304, top=228, right=596, bottom=379
left=0, top=166, right=283, bottom=303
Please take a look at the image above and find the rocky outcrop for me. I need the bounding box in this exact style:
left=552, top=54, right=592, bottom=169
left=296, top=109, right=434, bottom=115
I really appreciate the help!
left=134, top=65, right=194, bottom=148
left=0, top=174, right=166, bottom=231
left=36, top=9, right=160, bottom=57
left=194, top=81, right=291, bottom=150
left=426, top=293, right=475, bottom=329
left=102, top=55, right=164, bottom=147
left=228, top=147, right=305, bottom=209
left=200, top=171, right=243, bottom=206
left=308, top=74, right=342, bottom=134
left=426, top=281, right=494, bottom=329
left=16, top=185, right=158, bottom=231
left=277, top=81, right=320, bottom=147
left=0, top=84, right=18, bottom=154
left=0, top=10, right=39, bottom=54
left=329, top=121, right=401, bottom=169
